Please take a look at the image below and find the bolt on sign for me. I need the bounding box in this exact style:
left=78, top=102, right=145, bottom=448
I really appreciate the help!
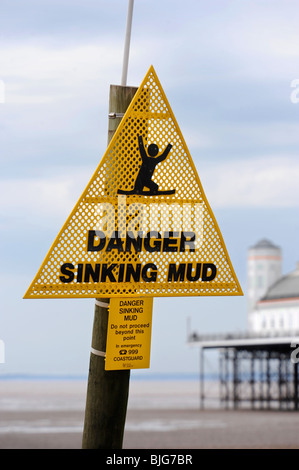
left=105, top=297, right=153, bottom=370
left=24, top=65, right=243, bottom=299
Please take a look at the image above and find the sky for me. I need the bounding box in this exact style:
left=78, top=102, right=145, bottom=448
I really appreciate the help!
left=1, top=0, right=299, bottom=378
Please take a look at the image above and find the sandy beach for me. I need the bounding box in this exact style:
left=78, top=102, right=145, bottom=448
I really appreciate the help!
left=0, top=379, right=299, bottom=449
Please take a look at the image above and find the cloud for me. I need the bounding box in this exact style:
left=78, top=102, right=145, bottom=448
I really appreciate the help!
left=201, top=155, right=299, bottom=208
left=0, top=167, right=93, bottom=229
left=1, top=42, right=122, bottom=105
left=1, top=153, right=299, bottom=236
left=193, top=121, right=299, bottom=155
left=1, top=0, right=299, bottom=378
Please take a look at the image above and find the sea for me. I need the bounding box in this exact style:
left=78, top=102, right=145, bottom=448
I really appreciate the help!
left=0, top=374, right=220, bottom=438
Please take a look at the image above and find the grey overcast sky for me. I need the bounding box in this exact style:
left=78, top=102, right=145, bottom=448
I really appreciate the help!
left=1, top=0, right=299, bottom=377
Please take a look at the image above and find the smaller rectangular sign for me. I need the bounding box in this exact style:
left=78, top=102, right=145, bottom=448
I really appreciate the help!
left=105, top=297, right=153, bottom=370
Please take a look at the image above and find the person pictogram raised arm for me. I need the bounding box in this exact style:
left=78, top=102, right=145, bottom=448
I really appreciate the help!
left=133, top=136, right=173, bottom=194
left=118, top=135, right=175, bottom=196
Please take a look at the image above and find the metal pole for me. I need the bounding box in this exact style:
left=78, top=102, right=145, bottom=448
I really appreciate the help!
left=233, top=348, right=238, bottom=409
left=250, top=351, right=255, bottom=409
left=278, top=353, right=283, bottom=410
left=266, top=351, right=271, bottom=409
left=294, top=360, right=298, bottom=410
left=224, top=349, right=229, bottom=409
left=121, top=0, right=134, bottom=86
left=219, top=349, right=223, bottom=406
left=259, top=351, right=264, bottom=409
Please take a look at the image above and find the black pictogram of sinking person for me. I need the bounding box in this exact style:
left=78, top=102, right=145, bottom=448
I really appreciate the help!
left=117, top=135, right=175, bottom=195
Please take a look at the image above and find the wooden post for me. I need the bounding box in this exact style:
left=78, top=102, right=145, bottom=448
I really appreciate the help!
left=82, top=84, right=137, bottom=449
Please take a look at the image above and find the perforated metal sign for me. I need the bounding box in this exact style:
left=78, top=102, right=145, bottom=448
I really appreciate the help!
left=24, top=66, right=243, bottom=299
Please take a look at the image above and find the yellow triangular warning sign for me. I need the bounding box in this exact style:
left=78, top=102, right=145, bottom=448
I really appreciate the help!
left=24, top=66, right=243, bottom=299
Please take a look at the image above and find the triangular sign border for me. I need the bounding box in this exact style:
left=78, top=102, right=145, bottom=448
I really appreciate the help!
left=24, top=65, right=243, bottom=299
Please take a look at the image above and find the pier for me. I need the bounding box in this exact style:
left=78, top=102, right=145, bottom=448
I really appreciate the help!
left=188, top=331, right=299, bottom=410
